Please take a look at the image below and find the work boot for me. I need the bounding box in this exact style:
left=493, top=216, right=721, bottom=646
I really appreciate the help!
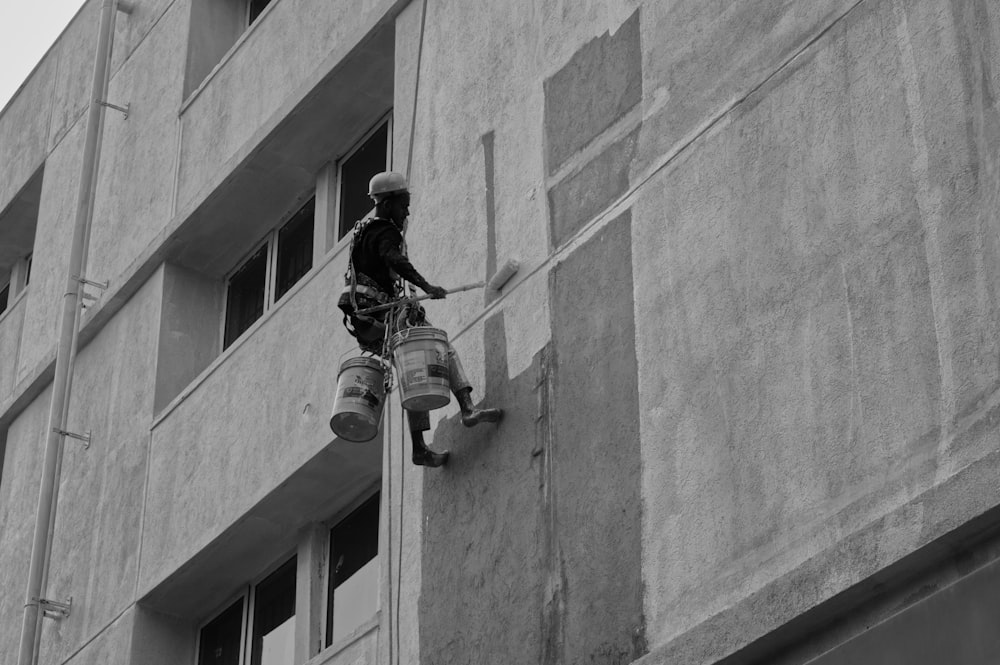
left=411, top=431, right=449, bottom=468
left=456, top=387, right=503, bottom=428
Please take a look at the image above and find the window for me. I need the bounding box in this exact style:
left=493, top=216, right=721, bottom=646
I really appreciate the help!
left=197, top=556, right=297, bottom=665
left=337, top=119, right=391, bottom=240
left=223, top=197, right=314, bottom=349
left=0, top=254, right=32, bottom=318
left=327, top=492, right=380, bottom=646
left=250, top=558, right=297, bottom=665
left=248, top=0, right=274, bottom=25
left=184, top=0, right=280, bottom=98
left=198, top=597, right=245, bottom=665
left=0, top=165, right=41, bottom=314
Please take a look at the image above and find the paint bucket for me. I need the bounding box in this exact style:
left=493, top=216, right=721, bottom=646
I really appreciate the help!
left=391, top=327, right=452, bottom=411
left=330, top=357, right=386, bottom=442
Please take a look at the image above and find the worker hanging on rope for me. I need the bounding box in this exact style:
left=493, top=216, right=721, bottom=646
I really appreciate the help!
left=338, top=171, right=502, bottom=467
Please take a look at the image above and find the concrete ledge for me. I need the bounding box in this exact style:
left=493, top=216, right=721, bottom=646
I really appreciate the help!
left=0, top=6, right=401, bottom=432
left=635, top=448, right=1000, bottom=665
left=138, top=442, right=381, bottom=617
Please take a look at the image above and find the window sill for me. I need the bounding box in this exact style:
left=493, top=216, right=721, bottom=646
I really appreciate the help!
left=306, top=613, right=380, bottom=665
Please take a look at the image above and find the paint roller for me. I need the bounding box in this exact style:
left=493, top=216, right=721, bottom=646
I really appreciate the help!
left=487, top=258, right=520, bottom=295
left=354, top=259, right=521, bottom=315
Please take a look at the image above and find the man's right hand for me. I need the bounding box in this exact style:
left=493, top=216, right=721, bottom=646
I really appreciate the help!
left=425, top=285, right=448, bottom=299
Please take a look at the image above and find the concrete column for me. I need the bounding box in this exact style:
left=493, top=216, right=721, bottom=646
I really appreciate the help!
left=315, top=162, right=338, bottom=258
left=296, top=524, right=329, bottom=662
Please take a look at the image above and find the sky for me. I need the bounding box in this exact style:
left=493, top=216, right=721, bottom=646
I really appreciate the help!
left=0, top=1, right=86, bottom=112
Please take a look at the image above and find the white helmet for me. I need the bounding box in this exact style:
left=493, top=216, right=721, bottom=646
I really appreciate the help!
left=368, top=171, right=409, bottom=201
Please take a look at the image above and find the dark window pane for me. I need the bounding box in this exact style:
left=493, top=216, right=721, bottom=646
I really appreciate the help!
left=0, top=283, right=9, bottom=316
left=338, top=122, right=389, bottom=239
left=224, top=245, right=268, bottom=349
left=327, top=492, right=380, bottom=646
left=275, top=197, right=314, bottom=301
left=248, top=0, right=273, bottom=24
left=198, top=598, right=244, bottom=665
left=251, top=556, right=297, bottom=665
left=24, top=254, right=31, bottom=287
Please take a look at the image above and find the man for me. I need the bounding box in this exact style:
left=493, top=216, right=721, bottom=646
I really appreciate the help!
left=338, top=171, right=502, bottom=467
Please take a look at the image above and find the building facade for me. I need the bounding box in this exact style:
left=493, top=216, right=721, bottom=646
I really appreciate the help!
left=2, top=0, right=1000, bottom=664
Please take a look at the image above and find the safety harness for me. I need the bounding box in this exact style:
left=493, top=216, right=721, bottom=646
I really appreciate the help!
left=340, top=216, right=403, bottom=347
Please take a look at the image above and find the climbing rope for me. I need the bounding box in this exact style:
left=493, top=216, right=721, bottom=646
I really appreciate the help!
left=393, top=0, right=429, bottom=662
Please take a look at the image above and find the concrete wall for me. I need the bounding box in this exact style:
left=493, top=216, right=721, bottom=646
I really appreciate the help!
left=395, top=0, right=1000, bottom=663
left=1, top=0, right=999, bottom=664
left=176, top=0, right=403, bottom=211
left=139, top=249, right=355, bottom=600
left=0, top=294, right=26, bottom=404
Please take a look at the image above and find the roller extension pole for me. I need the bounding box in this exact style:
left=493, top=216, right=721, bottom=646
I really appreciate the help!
left=17, top=2, right=119, bottom=664
left=354, top=282, right=485, bottom=315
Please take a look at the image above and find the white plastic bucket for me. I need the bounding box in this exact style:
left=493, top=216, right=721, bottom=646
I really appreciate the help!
left=330, top=357, right=386, bottom=442
left=391, top=327, right=451, bottom=411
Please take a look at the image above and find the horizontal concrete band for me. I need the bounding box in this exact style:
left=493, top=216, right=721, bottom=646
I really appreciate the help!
left=635, top=447, right=1000, bottom=665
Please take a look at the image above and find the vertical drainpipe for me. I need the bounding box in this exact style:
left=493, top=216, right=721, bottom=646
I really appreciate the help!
left=17, top=2, right=121, bottom=664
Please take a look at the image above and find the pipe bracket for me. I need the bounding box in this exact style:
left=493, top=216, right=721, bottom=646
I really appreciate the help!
left=34, top=597, right=72, bottom=620
left=98, top=100, right=130, bottom=119
left=53, top=428, right=92, bottom=449
left=74, top=275, right=109, bottom=290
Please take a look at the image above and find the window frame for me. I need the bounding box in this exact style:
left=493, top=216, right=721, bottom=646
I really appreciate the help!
left=246, top=0, right=275, bottom=27
left=194, top=550, right=298, bottom=665
left=245, top=553, right=298, bottom=665
left=324, top=486, right=382, bottom=648
left=334, top=113, right=394, bottom=240
left=195, top=590, right=250, bottom=665
left=222, top=235, right=273, bottom=350
left=1, top=253, right=33, bottom=320
left=0, top=279, right=9, bottom=317
left=220, top=195, right=315, bottom=349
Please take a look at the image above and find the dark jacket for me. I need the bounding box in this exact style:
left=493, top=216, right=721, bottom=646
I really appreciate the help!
left=350, top=217, right=431, bottom=295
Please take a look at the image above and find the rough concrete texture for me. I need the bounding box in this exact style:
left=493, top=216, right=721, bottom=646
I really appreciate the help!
left=129, top=606, right=194, bottom=665
left=43, top=0, right=104, bottom=154
left=58, top=606, right=133, bottom=665
left=632, top=0, right=1000, bottom=657
left=0, top=49, right=57, bottom=214
left=548, top=126, right=640, bottom=248
left=153, top=263, right=222, bottom=414
left=0, top=296, right=26, bottom=403
left=15, top=118, right=86, bottom=384
left=548, top=212, right=644, bottom=664
left=543, top=9, right=642, bottom=175
left=88, top=1, right=188, bottom=287
left=809, top=545, right=1000, bottom=664
left=420, top=312, right=547, bottom=665
left=632, top=0, right=864, bottom=180
left=110, top=0, right=188, bottom=76
left=0, top=388, right=49, bottom=665
left=0, top=0, right=999, bottom=663
left=176, top=0, right=403, bottom=208
left=35, top=271, right=161, bottom=665
left=420, top=213, right=643, bottom=665
left=139, top=250, right=356, bottom=595
left=398, top=0, right=553, bottom=342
